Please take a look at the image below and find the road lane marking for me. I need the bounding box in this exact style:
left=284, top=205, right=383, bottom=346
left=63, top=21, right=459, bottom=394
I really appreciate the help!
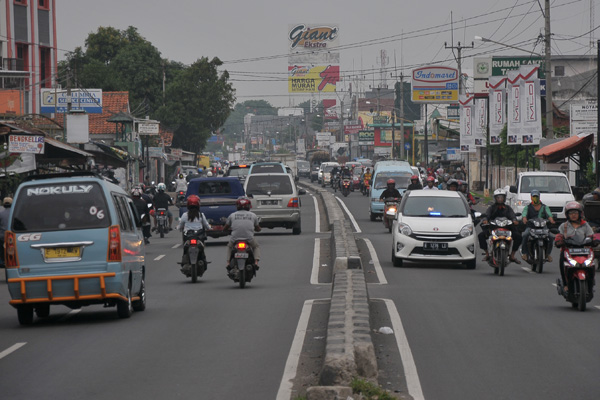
left=335, top=196, right=361, bottom=233
left=58, top=309, right=81, bottom=322
left=595, top=306, right=600, bottom=310
left=311, top=238, right=321, bottom=285
left=0, top=343, right=26, bottom=360
left=363, top=238, right=388, bottom=284
left=172, top=244, right=181, bottom=249
left=377, top=299, right=425, bottom=400
left=154, top=255, right=165, bottom=261
left=276, top=299, right=325, bottom=400
left=310, top=194, right=320, bottom=233
left=521, top=266, right=534, bottom=274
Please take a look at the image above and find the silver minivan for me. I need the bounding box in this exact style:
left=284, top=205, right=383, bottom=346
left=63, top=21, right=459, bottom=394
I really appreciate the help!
left=244, top=173, right=306, bottom=235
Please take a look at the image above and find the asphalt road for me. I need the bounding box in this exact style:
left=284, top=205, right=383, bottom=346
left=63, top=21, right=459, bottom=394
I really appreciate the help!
left=0, top=192, right=327, bottom=400
left=331, top=184, right=600, bottom=400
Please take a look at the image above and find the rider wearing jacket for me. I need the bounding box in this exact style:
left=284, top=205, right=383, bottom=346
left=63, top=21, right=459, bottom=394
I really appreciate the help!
left=521, top=190, right=555, bottom=262
left=175, top=173, right=188, bottom=193
left=479, top=189, right=522, bottom=263
left=178, top=195, right=210, bottom=270
left=407, top=175, right=422, bottom=190
left=555, top=201, right=594, bottom=293
left=152, top=183, right=174, bottom=231
left=224, top=197, right=261, bottom=273
left=380, top=179, right=402, bottom=200
left=131, top=188, right=151, bottom=244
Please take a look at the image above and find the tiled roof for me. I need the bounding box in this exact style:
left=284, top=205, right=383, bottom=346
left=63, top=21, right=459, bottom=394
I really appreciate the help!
left=54, top=91, right=130, bottom=135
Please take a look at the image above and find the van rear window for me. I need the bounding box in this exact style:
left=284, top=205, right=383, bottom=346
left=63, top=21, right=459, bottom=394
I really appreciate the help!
left=252, top=164, right=285, bottom=173
left=195, top=181, right=232, bottom=195
left=11, top=182, right=111, bottom=232
left=246, top=175, right=293, bottom=195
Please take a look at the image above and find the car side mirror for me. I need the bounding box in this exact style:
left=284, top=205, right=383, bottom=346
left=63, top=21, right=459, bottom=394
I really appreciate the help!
left=298, top=188, right=307, bottom=195
left=509, top=185, right=517, bottom=194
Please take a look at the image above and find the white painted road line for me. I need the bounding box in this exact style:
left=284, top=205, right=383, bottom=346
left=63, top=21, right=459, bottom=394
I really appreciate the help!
left=58, top=309, right=81, bottom=322
left=363, top=238, right=388, bottom=285
left=521, top=266, right=534, bottom=274
left=378, top=299, right=425, bottom=400
left=0, top=343, right=26, bottom=360
left=276, top=299, right=317, bottom=400
left=311, top=238, right=321, bottom=285
left=310, top=194, right=320, bottom=233
left=172, top=243, right=181, bottom=249
left=335, top=196, right=361, bottom=233
left=154, top=255, right=166, bottom=261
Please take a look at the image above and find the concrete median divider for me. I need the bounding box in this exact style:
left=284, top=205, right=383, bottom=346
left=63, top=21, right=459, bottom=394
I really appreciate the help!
left=299, top=182, right=378, bottom=398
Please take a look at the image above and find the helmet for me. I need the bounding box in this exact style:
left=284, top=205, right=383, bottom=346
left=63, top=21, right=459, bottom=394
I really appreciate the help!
left=592, top=188, right=600, bottom=197
left=410, top=175, right=418, bottom=181
left=448, top=179, right=458, bottom=188
left=444, top=173, right=450, bottom=181
left=387, top=178, right=396, bottom=187
left=456, top=166, right=462, bottom=172
left=426, top=176, right=435, bottom=182
left=178, top=173, right=184, bottom=179
left=565, top=201, right=583, bottom=218
left=493, top=188, right=507, bottom=203
left=157, top=183, right=166, bottom=192
left=131, top=188, right=142, bottom=197
left=186, top=195, right=200, bottom=208
left=416, top=162, right=421, bottom=167
left=207, top=171, right=213, bottom=177
left=236, top=197, right=252, bottom=211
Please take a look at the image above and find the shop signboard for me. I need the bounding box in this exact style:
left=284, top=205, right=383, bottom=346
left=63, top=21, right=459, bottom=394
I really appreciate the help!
left=411, top=66, right=459, bottom=103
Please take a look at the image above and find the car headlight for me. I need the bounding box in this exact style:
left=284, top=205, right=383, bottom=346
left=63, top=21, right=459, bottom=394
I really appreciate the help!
left=398, top=223, right=412, bottom=236
left=460, top=224, right=474, bottom=237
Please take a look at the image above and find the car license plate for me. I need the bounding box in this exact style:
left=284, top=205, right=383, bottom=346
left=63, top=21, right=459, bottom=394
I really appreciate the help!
left=261, top=200, right=278, bottom=206
left=234, top=252, right=249, bottom=259
left=423, top=242, right=448, bottom=251
left=45, top=247, right=81, bottom=258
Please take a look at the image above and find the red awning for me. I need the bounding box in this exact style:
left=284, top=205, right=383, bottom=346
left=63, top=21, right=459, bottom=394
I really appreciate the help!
left=535, top=133, right=593, bottom=163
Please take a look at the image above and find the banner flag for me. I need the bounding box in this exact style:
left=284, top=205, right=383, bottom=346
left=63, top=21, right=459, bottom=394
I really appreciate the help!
left=474, top=98, right=487, bottom=147
left=507, top=70, right=522, bottom=145
left=488, top=76, right=506, bottom=145
left=518, top=65, right=542, bottom=146
left=459, top=94, right=476, bottom=153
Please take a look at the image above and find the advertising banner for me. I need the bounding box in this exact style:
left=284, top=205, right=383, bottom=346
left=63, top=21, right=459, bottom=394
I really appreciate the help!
left=507, top=70, right=522, bottom=145
left=474, top=98, right=487, bottom=147
left=492, top=57, right=544, bottom=78
left=41, top=88, right=103, bottom=114
left=358, top=130, right=375, bottom=145
left=0, top=90, right=23, bottom=114
left=344, top=124, right=362, bottom=135
left=288, top=24, right=339, bottom=52
left=411, top=66, right=459, bottom=103
left=323, top=99, right=337, bottom=119
left=288, top=65, right=340, bottom=93
left=8, top=135, right=45, bottom=154
left=488, top=76, right=506, bottom=145
left=570, top=101, right=598, bottom=144
left=459, top=94, right=475, bottom=153
left=520, top=72, right=542, bottom=146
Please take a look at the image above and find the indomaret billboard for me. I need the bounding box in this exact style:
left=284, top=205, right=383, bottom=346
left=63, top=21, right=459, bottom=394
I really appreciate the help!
left=411, top=66, right=459, bottom=103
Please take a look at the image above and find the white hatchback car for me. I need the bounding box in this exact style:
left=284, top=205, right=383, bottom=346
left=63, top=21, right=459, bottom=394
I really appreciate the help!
left=392, top=190, right=477, bottom=269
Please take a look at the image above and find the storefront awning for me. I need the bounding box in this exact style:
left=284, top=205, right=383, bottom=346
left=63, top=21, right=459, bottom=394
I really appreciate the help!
left=535, top=133, right=593, bottom=163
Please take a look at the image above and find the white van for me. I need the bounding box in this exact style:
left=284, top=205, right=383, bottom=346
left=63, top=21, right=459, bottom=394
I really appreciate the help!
left=506, top=172, right=575, bottom=220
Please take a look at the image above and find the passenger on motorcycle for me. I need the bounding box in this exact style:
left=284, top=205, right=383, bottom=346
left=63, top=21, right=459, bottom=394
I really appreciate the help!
left=380, top=179, right=402, bottom=200
left=407, top=175, right=422, bottom=190
left=175, top=173, right=188, bottom=192
left=131, top=188, right=151, bottom=244
left=479, top=189, right=522, bottom=263
left=521, top=190, right=555, bottom=262
left=423, top=176, right=438, bottom=190
left=224, top=197, right=262, bottom=273
left=152, top=182, right=174, bottom=231
left=554, top=201, right=594, bottom=293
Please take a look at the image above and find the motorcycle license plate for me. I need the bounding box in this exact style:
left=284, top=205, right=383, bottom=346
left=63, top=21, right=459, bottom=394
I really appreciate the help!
left=570, top=248, right=590, bottom=255
left=261, top=200, right=278, bottom=206
left=532, top=229, right=546, bottom=234
left=234, top=252, right=249, bottom=259
left=423, top=242, right=448, bottom=251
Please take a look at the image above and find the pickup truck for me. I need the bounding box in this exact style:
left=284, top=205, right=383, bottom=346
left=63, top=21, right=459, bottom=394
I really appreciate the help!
left=179, top=177, right=245, bottom=238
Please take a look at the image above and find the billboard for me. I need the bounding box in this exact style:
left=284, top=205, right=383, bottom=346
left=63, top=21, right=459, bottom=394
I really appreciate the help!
left=8, top=135, right=45, bottom=154
left=0, top=90, right=23, bottom=114
left=40, top=88, right=103, bottom=114
left=288, top=24, right=339, bottom=51
left=288, top=65, right=340, bottom=93
left=411, top=66, right=459, bottom=103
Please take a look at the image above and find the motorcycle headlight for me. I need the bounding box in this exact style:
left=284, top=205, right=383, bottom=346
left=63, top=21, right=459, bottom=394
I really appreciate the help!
left=565, top=253, right=578, bottom=267
left=398, top=223, right=412, bottom=236
left=533, top=220, right=540, bottom=227
left=584, top=252, right=594, bottom=267
left=460, top=224, right=474, bottom=237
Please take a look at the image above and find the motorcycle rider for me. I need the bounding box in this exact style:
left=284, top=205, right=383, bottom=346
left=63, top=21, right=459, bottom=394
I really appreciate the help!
left=554, top=201, right=594, bottom=293
left=339, top=166, right=352, bottom=190
left=459, top=180, right=476, bottom=205
left=380, top=179, right=402, bottom=200
left=224, top=197, right=261, bottom=275
left=423, top=176, right=438, bottom=190
left=152, top=182, right=174, bottom=231
left=521, top=190, right=556, bottom=262
left=479, top=189, right=522, bottom=263
left=437, top=173, right=450, bottom=190
left=131, top=188, right=152, bottom=244
left=178, top=195, right=210, bottom=272
left=330, top=165, right=340, bottom=188
left=175, top=173, right=188, bottom=193
left=362, top=168, right=372, bottom=193
left=407, top=175, right=422, bottom=190
left=447, top=179, right=459, bottom=191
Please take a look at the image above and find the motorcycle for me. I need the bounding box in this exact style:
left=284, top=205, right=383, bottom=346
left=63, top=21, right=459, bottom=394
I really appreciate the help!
left=331, top=173, right=340, bottom=191
left=383, top=197, right=400, bottom=233
left=523, top=218, right=551, bottom=273
left=175, top=190, right=186, bottom=207
left=180, top=229, right=207, bottom=283
left=228, top=240, right=257, bottom=288
left=484, top=217, right=514, bottom=276
left=341, top=178, right=352, bottom=197
left=362, top=179, right=371, bottom=196
left=156, top=208, right=169, bottom=238
left=556, top=236, right=596, bottom=311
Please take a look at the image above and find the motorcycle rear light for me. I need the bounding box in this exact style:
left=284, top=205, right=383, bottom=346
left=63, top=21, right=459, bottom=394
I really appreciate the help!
left=236, top=242, right=247, bottom=250
left=5, top=231, right=19, bottom=268
left=107, top=225, right=122, bottom=262
left=190, top=239, right=198, bottom=246
left=287, top=198, right=299, bottom=208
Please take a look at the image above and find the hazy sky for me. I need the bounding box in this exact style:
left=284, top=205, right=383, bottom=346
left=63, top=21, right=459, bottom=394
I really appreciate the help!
left=57, top=0, right=598, bottom=107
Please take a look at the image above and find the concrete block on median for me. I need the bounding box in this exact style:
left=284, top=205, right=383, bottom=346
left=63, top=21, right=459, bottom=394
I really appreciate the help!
left=306, top=386, right=354, bottom=400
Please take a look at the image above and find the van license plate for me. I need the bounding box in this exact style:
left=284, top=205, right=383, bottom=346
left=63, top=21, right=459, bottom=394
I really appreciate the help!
left=45, top=247, right=81, bottom=258
left=261, top=200, right=278, bottom=205
left=234, top=253, right=249, bottom=259
left=423, top=242, right=448, bottom=251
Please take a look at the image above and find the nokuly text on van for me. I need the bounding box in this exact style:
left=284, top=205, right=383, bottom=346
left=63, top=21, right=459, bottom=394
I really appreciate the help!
left=27, top=185, right=94, bottom=196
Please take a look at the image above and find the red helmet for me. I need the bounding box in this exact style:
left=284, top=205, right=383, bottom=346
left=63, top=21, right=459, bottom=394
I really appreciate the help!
left=427, top=176, right=435, bottom=182
left=411, top=175, right=419, bottom=181
left=387, top=179, right=396, bottom=186
left=187, top=195, right=200, bottom=208
left=236, top=197, right=252, bottom=211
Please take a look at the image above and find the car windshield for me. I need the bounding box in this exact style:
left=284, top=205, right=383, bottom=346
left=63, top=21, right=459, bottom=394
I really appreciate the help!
left=252, top=164, right=285, bottom=174
left=402, top=196, right=468, bottom=217
left=246, top=175, right=294, bottom=195
left=374, top=172, right=412, bottom=189
left=297, top=161, right=309, bottom=169
left=520, top=176, right=571, bottom=194
left=323, top=165, right=337, bottom=173
left=11, top=182, right=111, bottom=232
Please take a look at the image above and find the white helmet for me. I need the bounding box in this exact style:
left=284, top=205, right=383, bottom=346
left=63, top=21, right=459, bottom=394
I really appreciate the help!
left=207, top=171, right=213, bottom=177
left=493, top=188, right=507, bottom=202
left=157, top=182, right=166, bottom=191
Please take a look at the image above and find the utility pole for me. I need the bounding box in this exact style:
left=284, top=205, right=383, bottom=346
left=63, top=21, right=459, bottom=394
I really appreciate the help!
left=596, top=40, right=600, bottom=187
left=544, top=0, right=554, bottom=139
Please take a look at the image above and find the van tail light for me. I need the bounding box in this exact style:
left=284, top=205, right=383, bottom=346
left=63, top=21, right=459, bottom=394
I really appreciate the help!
left=5, top=231, right=19, bottom=268
left=236, top=242, right=247, bottom=250
left=287, top=197, right=299, bottom=208
left=107, top=225, right=122, bottom=262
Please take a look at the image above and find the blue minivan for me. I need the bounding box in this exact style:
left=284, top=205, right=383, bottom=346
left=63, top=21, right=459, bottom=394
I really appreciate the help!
left=5, top=172, right=146, bottom=325
left=369, top=161, right=413, bottom=221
